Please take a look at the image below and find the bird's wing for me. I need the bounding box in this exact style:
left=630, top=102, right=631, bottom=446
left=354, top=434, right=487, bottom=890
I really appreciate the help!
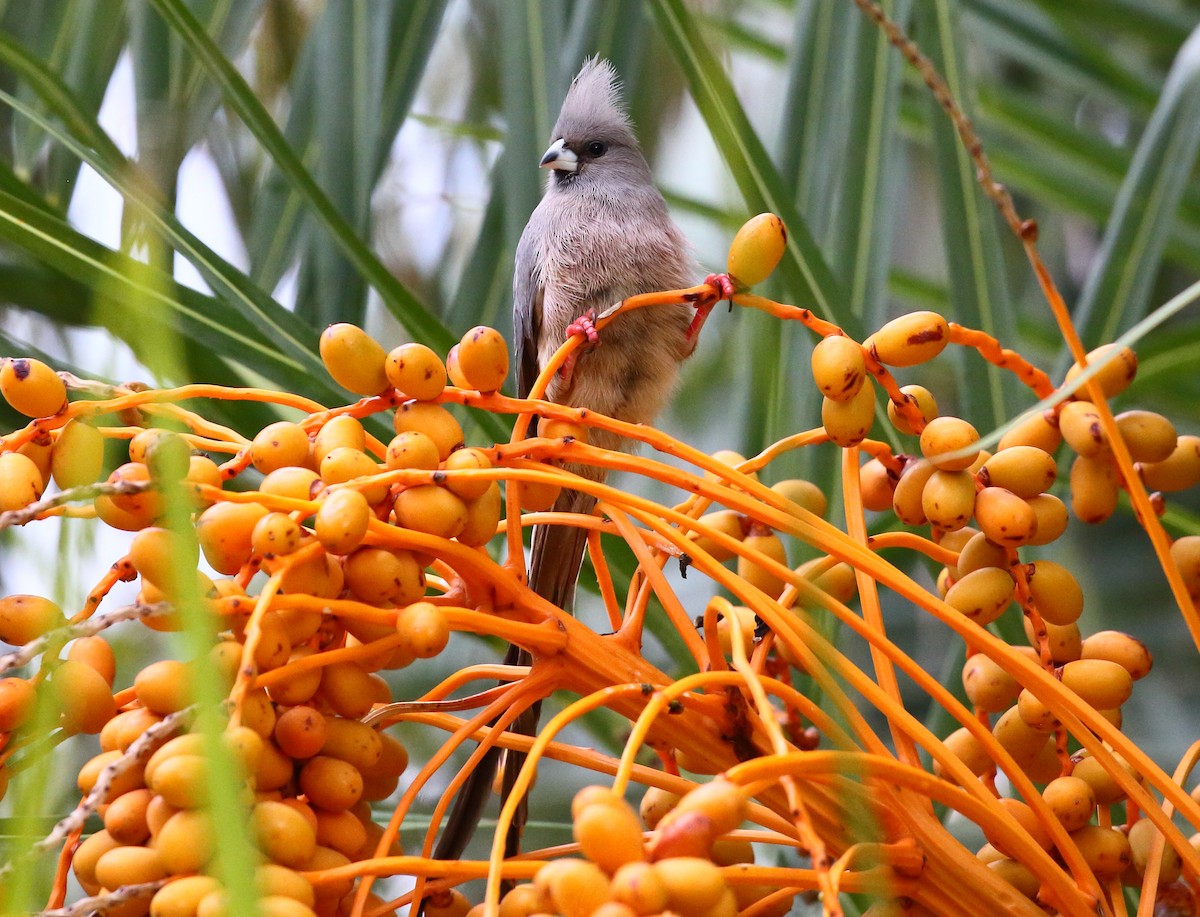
left=513, top=227, right=544, bottom=403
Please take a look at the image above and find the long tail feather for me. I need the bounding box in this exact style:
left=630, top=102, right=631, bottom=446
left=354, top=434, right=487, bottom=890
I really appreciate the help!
left=431, top=488, right=595, bottom=868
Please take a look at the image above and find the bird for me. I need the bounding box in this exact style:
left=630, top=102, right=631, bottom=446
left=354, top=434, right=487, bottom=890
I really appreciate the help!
left=433, top=56, right=720, bottom=868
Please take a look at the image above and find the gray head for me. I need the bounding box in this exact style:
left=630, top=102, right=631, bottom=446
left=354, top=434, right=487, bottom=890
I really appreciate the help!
left=539, top=58, right=654, bottom=189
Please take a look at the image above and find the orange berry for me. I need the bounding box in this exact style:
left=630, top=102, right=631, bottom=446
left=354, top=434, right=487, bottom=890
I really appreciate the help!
left=320, top=323, right=389, bottom=395
left=314, top=488, right=371, bottom=555
left=385, top=343, right=447, bottom=401
left=0, top=357, right=66, bottom=417
left=441, top=447, right=493, bottom=501
left=920, top=416, right=979, bottom=471
left=251, top=422, right=311, bottom=474
left=0, top=593, right=65, bottom=645
left=456, top=325, right=509, bottom=392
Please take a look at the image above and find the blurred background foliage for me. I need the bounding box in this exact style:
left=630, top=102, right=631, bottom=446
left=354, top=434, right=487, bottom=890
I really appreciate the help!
left=2, top=0, right=1200, bottom=898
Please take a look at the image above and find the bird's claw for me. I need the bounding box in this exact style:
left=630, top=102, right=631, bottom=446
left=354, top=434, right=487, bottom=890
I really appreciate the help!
left=565, top=308, right=599, bottom=345
left=560, top=309, right=599, bottom=382
left=686, top=274, right=733, bottom=345
left=705, top=272, right=736, bottom=301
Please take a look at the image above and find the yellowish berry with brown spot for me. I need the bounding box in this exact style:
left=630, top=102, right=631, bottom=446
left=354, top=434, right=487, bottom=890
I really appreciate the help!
left=1, top=357, right=67, bottom=417
left=726, top=213, right=787, bottom=287
left=867, top=311, right=950, bottom=367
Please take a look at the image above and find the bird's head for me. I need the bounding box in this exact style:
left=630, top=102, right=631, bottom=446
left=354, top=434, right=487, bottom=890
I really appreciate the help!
left=540, top=58, right=651, bottom=189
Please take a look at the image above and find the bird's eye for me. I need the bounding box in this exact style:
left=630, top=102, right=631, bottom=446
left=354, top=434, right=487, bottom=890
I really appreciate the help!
left=586, top=141, right=607, bottom=158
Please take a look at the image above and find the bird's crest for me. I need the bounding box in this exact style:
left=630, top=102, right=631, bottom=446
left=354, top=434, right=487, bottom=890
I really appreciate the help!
left=554, top=57, right=634, bottom=140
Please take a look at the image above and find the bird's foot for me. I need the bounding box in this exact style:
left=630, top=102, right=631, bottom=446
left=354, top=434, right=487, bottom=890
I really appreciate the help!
left=560, top=309, right=599, bottom=381
left=686, top=273, right=734, bottom=345
left=565, top=308, right=600, bottom=345
left=706, top=272, right=736, bottom=301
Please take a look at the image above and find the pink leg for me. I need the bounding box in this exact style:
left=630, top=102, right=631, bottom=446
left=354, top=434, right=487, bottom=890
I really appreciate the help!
left=560, top=308, right=599, bottom=382
left=687, top=273, right=735, bottom=343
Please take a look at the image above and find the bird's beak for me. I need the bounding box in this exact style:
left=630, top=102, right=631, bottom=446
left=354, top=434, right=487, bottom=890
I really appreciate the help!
left=540, top=138, right=579, bottom=172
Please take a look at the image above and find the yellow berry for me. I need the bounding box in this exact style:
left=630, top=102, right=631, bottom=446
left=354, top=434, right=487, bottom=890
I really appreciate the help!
left=737, top=531, right=789, bottom=600
left=320, top=323, right=389, bottom=395
left=458, top=481, right=503, bottom=547
left=769, top=478, right=826, bottom=518
left=1068, top=825, right=1131, bottom=879
left=944, top=567, right=1014, bottom=626
left=1069, top=454, right=1119, bottom=524
left=1081, top=630, right=1152, bottom=680
left=810, top=335, right=866, bottom=402
left=197, top=500, right=270, bottom=574
left=921, top=470, right=976, bottom=531
left=396, top=601, right=450, bottom=658
left=978, top=446, right=1056, bottom=498
left=887, top=384, right=938, bottom=435
left=1060, top=658, right=1132, bottom=710
left=919, top=416, right=979, bottom=471
left=1140, top=435, right=1200, bottom=492
left=385, top=430, right=441, bottom=471
left=573, top=794, right=645, bottom=873
left=999, top=409, right=1062, bottom=453
left=1024, top=493, right=1069, bottom=546
left=1115, top=410, right=1176, bottom=463
left=1059, top=401, right=1110, bottom=457
left=50, top=660, right=115, bottom=734
left=961, top=653, right=1020, bottom=713
left=891, top=458, right=937, bottom=527
left=261, top=466, right=322, bottom=502
left=253, top=800, right=318, bottom=868
left=51, top=420, right=106, bottom=489
left=344, top=546, right=426, bottom=605
left=867, top=311, right=950, bottom=367
left=252, top=511, right=304, bottom=556
left=973, top=486, right=1038, bottom=546
left=821, top=377, right=875, bottom=447
left=1026, top=560, right=1083, bottom=626
left=726, top=213, right=787, bottom=287
left=1128, top=817, right=1182, bottom=883
left=1041, top=775, right=1095, bottom=833
left=312, top=414, right=365, bottom=465
left=1063, top=344, right=1137, bottom=399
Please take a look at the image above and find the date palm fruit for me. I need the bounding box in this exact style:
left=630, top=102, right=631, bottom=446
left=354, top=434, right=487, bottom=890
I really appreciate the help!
left=455, top=326, right=509, bottom=393
left=821, top=378, right=876, bottom=447
left=320, top=323, right=389, bottom=396
left=726, top=213, right=787, bottom=287
left=385, top=342, right=447, bottom=401
left=866, top=311, right=951, bottom=368
left=887, top=384, right=938, bottom=435
left=0, top=357, right=67, bottom=417
left=810, top=334, right=866, bottom=403
left=1063, top=344, right=1137, bottom=400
